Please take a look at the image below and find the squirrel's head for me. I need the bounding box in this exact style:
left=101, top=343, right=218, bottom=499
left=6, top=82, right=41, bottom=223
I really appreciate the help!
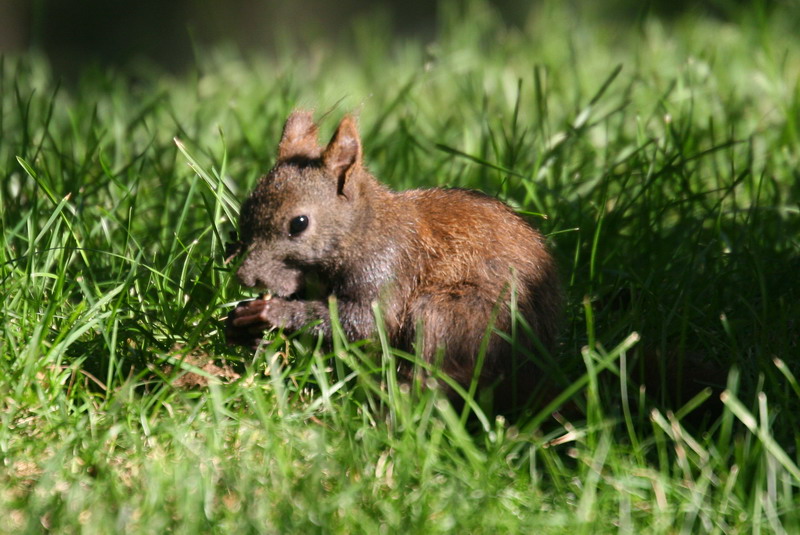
left=235, top=110, right=372, bottom=296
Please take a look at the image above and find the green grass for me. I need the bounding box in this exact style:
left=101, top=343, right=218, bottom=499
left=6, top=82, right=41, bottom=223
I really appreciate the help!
left=2, top=1, right=800, bottom=532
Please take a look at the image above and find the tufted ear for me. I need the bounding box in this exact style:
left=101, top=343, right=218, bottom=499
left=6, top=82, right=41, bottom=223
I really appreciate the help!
left=322, top=116, right=362, bottom=197
left=277, top=110, right=321, bottom=160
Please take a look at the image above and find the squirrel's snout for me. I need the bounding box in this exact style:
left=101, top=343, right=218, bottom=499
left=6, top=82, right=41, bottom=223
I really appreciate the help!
left=236, top=258, right=303, bottom=298
left=235, top=261, right=261, bottom=288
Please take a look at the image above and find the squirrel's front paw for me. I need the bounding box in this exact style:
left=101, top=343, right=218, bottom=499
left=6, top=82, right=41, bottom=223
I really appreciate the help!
left=225, top=297, right=289, bottom=349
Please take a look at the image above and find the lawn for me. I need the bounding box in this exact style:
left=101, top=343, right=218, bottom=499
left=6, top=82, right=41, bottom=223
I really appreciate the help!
left=2, top=1, right=800, bottom=532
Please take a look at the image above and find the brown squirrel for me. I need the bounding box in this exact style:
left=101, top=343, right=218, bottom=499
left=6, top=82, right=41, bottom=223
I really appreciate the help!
left=225, top=110, right=561, bottom=411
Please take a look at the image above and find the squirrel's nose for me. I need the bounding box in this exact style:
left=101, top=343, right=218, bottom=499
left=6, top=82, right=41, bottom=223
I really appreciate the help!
left=236, top=265, right=258, bottom=288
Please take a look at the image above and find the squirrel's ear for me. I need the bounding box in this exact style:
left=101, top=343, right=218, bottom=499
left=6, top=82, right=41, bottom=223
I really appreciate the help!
left=322, top=116, right=362, bottom=197
left=278, top=110, right=321, bottom=160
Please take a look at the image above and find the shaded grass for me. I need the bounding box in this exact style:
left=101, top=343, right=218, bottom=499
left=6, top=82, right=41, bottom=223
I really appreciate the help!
left=2, top=0, right=800, bottom=532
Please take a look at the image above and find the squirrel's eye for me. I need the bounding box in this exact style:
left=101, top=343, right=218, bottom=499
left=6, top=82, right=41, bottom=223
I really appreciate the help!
left=289, top=215, right=309, bottom=236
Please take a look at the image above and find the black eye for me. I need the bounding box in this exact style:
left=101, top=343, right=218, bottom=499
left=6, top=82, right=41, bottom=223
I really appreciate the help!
left=289, top=215, right=309, bottom=236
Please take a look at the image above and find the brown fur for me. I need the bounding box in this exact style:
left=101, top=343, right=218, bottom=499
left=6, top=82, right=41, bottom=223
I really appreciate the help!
left=226, top=110, right=561, bottom=411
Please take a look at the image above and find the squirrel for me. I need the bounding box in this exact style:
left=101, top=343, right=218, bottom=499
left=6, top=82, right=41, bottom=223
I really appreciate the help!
left=225, top=110, right=561, bottom=411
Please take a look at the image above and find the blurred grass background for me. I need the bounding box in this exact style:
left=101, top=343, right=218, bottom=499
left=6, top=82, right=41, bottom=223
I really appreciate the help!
left=2, top=0, right=796, bottom=76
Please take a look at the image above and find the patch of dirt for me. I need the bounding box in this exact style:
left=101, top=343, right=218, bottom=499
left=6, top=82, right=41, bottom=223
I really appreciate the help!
left=165, top=350, right=241, bottom=389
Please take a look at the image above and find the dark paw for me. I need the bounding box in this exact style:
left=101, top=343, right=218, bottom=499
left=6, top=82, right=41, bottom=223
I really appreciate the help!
left=224, top=297, right=274, bottom=349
